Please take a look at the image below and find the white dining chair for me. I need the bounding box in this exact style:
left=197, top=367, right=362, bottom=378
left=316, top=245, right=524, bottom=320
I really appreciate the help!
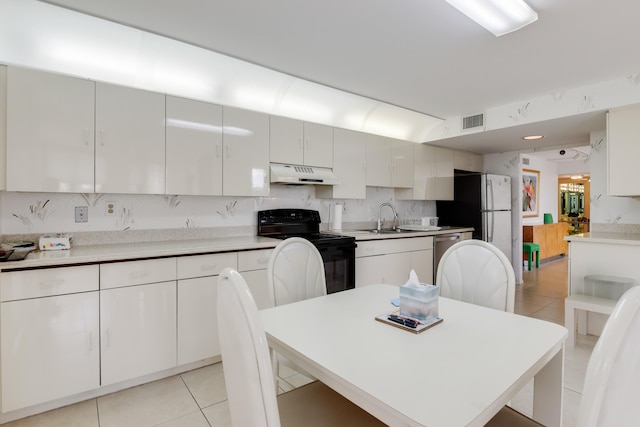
left=217, top=267, right=384, bottom=427
left=488, top=282, right=640, bottom=426
left=268, top=237, right=327, bottom=306
left=436, top=239, right=515, bottom=312
left=267, top=237, right=326, bottom=385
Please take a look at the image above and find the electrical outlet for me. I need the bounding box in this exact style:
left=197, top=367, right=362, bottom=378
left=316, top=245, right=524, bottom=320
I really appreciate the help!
left=75, top=206, right=88, bottom=223
left=105, top=201, right=117, bottom=216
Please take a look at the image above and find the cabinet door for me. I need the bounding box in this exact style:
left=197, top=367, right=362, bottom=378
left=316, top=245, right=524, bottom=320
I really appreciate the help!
left=222, top=107, right=270, bottom=196
left=434, top=147, right=454, bottom=200
left=366, top=134, right=392, bottom=187
left=317, top=128, right=367, bottom=199
left=166, top=96, right=223, bottom=196
left=406, top=144, right=435, bottom=200
left=454, top=150, right=483, bottom=172
left=95, top=82, right=166, bottom=194
left=0, top=65, right=5, bottom=191
left=391, top=138, right=414, bottom=188
left=411, top=250, right=434, bottom=285
left=178, top=276, right=219, bottom=365
left=607, top=106, right=640, bottom=196
left=303, top=122, right=333, bottom=168
left=100, top=281, right=177, bottom=385
left=356, top=253, right=411, bottom=287
left=270, top=116, right=303, bottom=165
left=1, top=292, right=99, bottom=412
left=7, top=66, right=95, bottom=193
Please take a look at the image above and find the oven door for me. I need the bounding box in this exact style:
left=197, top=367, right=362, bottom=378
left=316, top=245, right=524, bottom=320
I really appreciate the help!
left=316, top=242, right=356, bottom=294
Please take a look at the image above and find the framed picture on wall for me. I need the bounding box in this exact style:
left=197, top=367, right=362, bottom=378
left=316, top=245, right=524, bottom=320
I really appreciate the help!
left=522, top=169, right=539, bottom=217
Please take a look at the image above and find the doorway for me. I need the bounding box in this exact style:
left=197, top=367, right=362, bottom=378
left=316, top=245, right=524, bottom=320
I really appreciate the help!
left=558, top=176, right=590, bottom=234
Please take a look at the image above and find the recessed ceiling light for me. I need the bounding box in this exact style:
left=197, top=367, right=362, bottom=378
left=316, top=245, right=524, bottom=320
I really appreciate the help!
left=523, top=135, right=544, bottom=140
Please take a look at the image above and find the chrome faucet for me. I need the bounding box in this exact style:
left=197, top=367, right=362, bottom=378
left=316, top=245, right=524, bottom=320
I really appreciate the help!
left=377, top=202, right=398, bottom=231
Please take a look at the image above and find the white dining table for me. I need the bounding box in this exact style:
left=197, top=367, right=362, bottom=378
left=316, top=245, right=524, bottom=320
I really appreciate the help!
left=260, top=284, right=567, bottom=427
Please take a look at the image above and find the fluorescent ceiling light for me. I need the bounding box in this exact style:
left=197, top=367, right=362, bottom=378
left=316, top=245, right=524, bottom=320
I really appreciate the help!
left=445, top=0, right=538, bottom=36
left=522, top=135, right=544, bottom=140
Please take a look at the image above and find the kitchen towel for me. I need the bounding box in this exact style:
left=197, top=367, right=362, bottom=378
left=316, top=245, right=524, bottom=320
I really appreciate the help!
left=331, top=204, right=343, bottom=231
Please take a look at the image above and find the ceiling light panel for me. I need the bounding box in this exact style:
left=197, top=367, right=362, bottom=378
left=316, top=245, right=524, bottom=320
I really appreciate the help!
left=445, top=0, right=538, bottom=36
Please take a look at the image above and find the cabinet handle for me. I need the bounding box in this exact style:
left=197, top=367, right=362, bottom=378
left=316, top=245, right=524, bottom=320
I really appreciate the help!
left=83, top=128, right=90, bottom=146
left=200, top=264, right=218, bottom=271
left=298, top=138, right=303, bottom=150
left=216, top=143, right=221, bottom=158
left=99, top=130, right=105, bottom=147
left=225, top=144, right=231, bottom=158
left=257, top=257, right=269, bottom=265
left=304, top=137, right=310, bottom=150
left=129, top=271, right=150, bottom=279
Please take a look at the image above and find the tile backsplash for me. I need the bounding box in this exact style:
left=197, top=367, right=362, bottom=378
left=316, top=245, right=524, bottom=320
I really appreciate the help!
left=0, top=185, right=436, bottom=239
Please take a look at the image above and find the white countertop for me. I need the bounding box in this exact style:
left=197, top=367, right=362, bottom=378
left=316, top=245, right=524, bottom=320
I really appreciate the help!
left=565, top=232, right=640, bottom=245
left=0, top=227, right=474, bottom=271
left=0, top=236, right=280, bottom=271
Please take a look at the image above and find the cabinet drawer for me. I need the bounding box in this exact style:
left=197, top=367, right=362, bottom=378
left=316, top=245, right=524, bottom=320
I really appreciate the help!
left=101, top=258, right=176, bottom=290
left=238, top=249, right=273, bottom=272
left=177, top=252, right=237, bottom=280
left=1, top=265, right=99, bottom=302
left=356, top=237, right=433, bottom=257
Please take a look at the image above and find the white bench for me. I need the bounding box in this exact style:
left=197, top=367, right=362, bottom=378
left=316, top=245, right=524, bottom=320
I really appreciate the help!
left=565, top=275, right=635, bottom=348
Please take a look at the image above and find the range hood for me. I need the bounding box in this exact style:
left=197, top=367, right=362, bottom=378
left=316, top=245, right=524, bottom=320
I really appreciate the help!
left=270, top=163, right=340, bottom=186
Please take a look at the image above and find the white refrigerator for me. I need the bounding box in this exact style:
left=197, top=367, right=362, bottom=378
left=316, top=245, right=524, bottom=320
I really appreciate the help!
left=437, top=173, right=512, bottom=260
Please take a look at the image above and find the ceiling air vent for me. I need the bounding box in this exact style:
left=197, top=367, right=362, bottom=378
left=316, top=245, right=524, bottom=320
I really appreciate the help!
left=462, top=113, right=484, bottom=131
left=522, top=157, right=530, bottom=165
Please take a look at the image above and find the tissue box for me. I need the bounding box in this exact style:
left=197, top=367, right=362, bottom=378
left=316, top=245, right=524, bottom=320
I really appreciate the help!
left=400, top=283, right=439, bottom=322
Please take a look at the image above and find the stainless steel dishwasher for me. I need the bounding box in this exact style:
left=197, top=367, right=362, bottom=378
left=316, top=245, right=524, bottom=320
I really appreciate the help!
left=434, top=232, right=471, bottom=275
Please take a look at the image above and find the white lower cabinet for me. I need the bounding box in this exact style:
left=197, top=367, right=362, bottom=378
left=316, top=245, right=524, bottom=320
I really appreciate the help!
left=100, top=259, right=177, bottom=386
left=238, top=249, right=274, bottom=309
left=355, top=237, right=434, bottom=287
left=177, top=253, right=237, bottom=365
left=100, top=281, right=177, bottom=386
left=0, top=265, right=100, bottom=412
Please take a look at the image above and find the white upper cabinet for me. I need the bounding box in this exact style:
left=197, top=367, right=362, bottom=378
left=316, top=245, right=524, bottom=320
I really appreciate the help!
left=397, top=144, right=453, bottom=200
left=453, top=149, right=483, bottom=172
left=391, top=138, right=414, bottom=188
left=6, top=66, right=95, bottom=193
left=222, top=106, right=270, bottom=197
left=270, top=116, right=333, bottom=168
left=433, top=147, right=454, bottom=200
left=0, top=65, right=7, bottom=191
left=607, top=105, right=640, bottom=196
left=366, top=134, right=414, bottom=188
left=366, top=134, right=393, bottom=187
left=316, top=128, right=367, bottom=199
left=95, top=82, right=165, bottom=194
left=166, top=96, right=223, bottom=196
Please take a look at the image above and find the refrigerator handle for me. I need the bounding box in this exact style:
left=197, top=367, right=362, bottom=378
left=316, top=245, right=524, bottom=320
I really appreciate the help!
left=489, top=211, right=495, bottom=242
left=487, top=178, right=495, bottom=211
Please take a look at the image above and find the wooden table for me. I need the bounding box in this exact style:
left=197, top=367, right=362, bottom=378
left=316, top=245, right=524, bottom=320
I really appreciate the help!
left=260, top=284, right=567, bottom=427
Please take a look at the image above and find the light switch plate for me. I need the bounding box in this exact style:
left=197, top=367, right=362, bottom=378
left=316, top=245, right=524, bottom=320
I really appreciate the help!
left=75, top=206, right=88, bottom=223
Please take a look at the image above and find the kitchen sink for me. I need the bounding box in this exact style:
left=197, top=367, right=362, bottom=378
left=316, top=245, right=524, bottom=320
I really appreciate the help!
left=359, top=228, right=414, bottom=234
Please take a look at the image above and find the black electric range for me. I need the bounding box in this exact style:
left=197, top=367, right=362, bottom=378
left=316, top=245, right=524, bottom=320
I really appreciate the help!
left=257, top=209, right=356, bottom=293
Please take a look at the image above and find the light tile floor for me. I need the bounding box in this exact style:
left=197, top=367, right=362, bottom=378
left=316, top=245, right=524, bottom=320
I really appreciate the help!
left=4, top=256, right=596, bottom=427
